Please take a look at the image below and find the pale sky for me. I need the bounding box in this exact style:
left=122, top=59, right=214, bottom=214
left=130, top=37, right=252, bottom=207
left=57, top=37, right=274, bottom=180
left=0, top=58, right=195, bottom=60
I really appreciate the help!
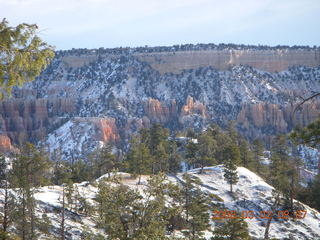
left=1, top=0, right=319, bottom=50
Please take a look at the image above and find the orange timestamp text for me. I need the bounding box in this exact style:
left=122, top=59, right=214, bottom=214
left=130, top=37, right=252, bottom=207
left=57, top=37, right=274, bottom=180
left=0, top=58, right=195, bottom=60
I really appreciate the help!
left=212, top=210, right=307, bottom=220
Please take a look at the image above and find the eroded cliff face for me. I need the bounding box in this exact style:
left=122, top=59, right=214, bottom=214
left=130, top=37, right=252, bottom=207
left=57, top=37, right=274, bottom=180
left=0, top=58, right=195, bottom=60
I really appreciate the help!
left=236, top=103, right=320, bottom=139
left=0, top=45, right=319, bottom=160
left=0, top=135, right=18, bottom=153
left=135, top=49, right=320, bottom=74
left=143, top=96, right=208, bottom=127
left=143, top=98, right=177, bottom=123
left=0, top=98, right=76, bottom=151
left=93, top=118, right=119, bottom=142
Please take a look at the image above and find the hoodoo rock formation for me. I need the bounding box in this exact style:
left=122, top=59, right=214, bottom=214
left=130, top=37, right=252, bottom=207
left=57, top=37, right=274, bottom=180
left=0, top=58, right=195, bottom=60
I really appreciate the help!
left=94, top=118, right=119, bottom=142
left=143, top=98, right=177, bottom=123
left=0, top=44, right=318, bottom=160
left=0, top=98, right=76, bottom=151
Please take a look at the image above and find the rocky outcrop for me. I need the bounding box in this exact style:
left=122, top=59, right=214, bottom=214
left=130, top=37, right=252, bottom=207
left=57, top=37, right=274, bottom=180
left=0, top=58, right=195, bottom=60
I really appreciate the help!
left=143, top=98, right=177, bottom=123
left=61, top=54, right=98, bottom=68
left=0, top=98, right=77, bottom=151
left=93, top=118, right=119, bottom=142
left=180, top=96, right=207, bottom=118
left=136, top=49, right=320, bottom=74
left=236, top=103, right=320, bottom=138
left=0, top=135, right=18, bottom=153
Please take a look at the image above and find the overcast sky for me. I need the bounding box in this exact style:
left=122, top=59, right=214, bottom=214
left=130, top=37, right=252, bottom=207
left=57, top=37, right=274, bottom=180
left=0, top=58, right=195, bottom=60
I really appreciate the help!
left=1, top=0, right=319, bottom=50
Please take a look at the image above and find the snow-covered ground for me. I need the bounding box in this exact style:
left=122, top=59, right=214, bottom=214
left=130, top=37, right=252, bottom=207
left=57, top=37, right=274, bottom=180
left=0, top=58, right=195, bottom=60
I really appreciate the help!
left=1, top=166, right=319, bottom=239
left=181, top=166, right=320, bottom=239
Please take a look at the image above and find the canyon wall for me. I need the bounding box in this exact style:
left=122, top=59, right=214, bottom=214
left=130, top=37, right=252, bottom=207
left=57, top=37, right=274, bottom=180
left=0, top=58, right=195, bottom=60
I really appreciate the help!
left=0, top=98, right=77, bottom=150
left=0, top=46, right=319, bottom=159
left=135, top=49, right=320, bottom=74
left=236, top=103, right=320, bottom=139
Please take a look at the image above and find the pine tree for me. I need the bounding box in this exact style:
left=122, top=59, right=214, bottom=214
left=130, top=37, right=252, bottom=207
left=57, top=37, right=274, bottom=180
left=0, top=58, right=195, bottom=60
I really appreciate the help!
left=155, top=141, right=169, bottom=173
left=96, top=174, right=175, bottom=240
left=269, top=136, right=301, bottom=213
left=186, top=139, right=199, bottom=169
left=181, top=174, right=210, bottom=239
left=239, top=138, right=255, bottom=171
left=10, top=143, right=51, bottom=240
left=168, top=140, right=182, bottom=174
left=290, top=118, right=320, bottom=147
left=0, top=155, right=14, bottom=239
left=187, top=132, right=217, bottom=173
left=134, top=173, right=177, bottom=239
left=252, top=139, right=265, bottom=176
left=0, top=19, right=54, bottom=99
left=38, top=213, right=51, bottom=237
left=96, top=180, right=123, bottom=238
left=269, top=136, right=290, bottom=193
left=126, top=137, right=152, bottom=184
left=223, top=144, right=240, bottom=193
left=212, top=217, right=251, bottom=240
left=207, top=124, right=232, bottom=164
left=96, top=144, right=119, bottom=178
left=65, top=181, right=75, bottom=211
left=70, top=159, right=93, bottom=182
left=290, top=118, right=320, bottom=212
left=310, top=174, right=320, bottom=210
left=149, top=124, right=170, bottom=173
left=60, top=185, right=66, bottom=240
left=227, top=121, right=239, bottom=144
left=52, top=159, right=75, bottom=186
left=187, top=188, right=210, bottom=240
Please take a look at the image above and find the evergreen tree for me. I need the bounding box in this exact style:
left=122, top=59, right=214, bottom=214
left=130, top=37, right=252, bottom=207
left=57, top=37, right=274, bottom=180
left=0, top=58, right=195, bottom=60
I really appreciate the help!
left=134, top=173, right=177, bottom=239
left=10, top=143, right=51, bottom=240
left=181, top=174, right=210, bottom=239
left=0, top=155, right=14, bottom=239
left=269, top=136, right=301, bottom=213
left=239, top=138, right=255, bottom=171
left=0, top=19, right=54, bottom=99
left=65, top=181, right=75, bottom=211
left=60, top=185, right=66, bottom=240
left=269, top=136, right=290, bottom=193
left=168, top=140, right=182, bottom=174
left=148, top=124, right=170, bottom=173
left=309, top=174, right=320, bottom=211
left=52, top=160, right=72, bottom=185
left=88, top=144, right=118, bottom=179
left=126, top=137, right=152, bottom=184
left=223, top=144, right=240, bottom=193
left=154, top=141, right=169, bottom=173
left=196, top=132, right=216, bottom=173
left=212, top=217, right=251, bottom=240
left=186, top=128, right=197, bottom=138
left=290, top=118, right=320, bottom=147
left=186, top=139, right=199, bottom=169
left=96, top=174, right=177, bottom=240
left=227, top=121, right=239, bottom=145
left=70, top=159, right=93, bottom=182
left=252, top=139, right=265, bottom=177
left=207, top=124, right=232, bottom=164
left=187, top=188, right=210, bottom=240
left=290, top=118, right=320, bottom=211
left=37, top=213, right=51, bottom=237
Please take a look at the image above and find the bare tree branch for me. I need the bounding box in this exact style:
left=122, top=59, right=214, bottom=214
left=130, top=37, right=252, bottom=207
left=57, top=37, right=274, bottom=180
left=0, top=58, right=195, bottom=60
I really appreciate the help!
left=293, top=92, right=320, bottom=115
